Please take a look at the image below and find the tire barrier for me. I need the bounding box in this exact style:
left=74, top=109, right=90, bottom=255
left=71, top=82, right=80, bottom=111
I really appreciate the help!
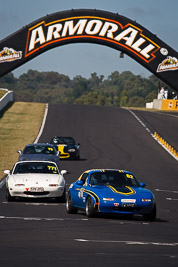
left=126, top=108, right=178, bottom=162
left=154, top=132, right=178, bottom=160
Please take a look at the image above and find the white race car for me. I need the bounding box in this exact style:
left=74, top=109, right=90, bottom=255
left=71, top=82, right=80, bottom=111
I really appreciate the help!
left=4, top=161, right=67, bottom=202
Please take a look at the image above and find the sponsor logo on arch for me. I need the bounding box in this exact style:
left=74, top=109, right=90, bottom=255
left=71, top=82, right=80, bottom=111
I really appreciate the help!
left=157, top=56, right=178, bottom=72
left=25, top=16, right=160, bottom=63
left=0, top=47, right=22, bottom=63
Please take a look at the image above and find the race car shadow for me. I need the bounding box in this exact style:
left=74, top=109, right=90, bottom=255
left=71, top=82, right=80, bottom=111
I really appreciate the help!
left=77, top=211, right=168, bottom=223
left=98, top=214, right=168, bottom=223
left=60, top=158, right=87, bottom=161
left=5, top=197, right=66, bottom=204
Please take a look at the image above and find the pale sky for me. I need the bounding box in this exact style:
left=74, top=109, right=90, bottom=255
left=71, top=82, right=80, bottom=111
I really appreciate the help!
left=0, top=0, right=177, bottom=79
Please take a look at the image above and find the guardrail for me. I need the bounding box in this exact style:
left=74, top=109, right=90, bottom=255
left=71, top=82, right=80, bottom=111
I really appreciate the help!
left=0, top=88, right=14, bottom=112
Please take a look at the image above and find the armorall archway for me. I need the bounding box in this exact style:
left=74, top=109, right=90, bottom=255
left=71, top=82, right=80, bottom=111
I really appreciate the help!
left=0, top=9, right=178, bottom=92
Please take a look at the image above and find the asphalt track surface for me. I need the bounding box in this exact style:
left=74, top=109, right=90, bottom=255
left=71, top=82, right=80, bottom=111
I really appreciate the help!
left=0, top=104, right=178, bottom=267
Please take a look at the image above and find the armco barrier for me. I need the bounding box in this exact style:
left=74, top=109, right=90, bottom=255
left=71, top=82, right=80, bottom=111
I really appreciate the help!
left=0, top=88, right=14, bottom=112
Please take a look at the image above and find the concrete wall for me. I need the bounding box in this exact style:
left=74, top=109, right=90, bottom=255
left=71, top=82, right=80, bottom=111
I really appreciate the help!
left=0, top=88, right=14, bottom=112
left=148, top=99, right=178, bottom=110
left=152, top=99, right=162, bottom=110
left=146, top=102, right=153, bottom=109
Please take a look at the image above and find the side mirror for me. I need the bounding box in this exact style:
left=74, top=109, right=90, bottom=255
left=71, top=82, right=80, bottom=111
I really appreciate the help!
left=76, top=180, right=83, bottom=186
left=61, top=170, right=67, bottom=175
left=140, top=182, right=146, bottom=188
left=4, top=170, right=10, bottom=175
left=17, top=150, right=22, bottom=155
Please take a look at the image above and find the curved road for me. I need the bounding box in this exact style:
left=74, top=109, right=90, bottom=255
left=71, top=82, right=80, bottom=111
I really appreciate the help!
left=0, top=104, right=178, bottom=267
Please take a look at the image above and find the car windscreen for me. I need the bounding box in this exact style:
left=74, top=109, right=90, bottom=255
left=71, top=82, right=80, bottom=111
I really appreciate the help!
left=23, top=145, right=56, bottom=155
left=13, top=162, right=59, bottom=174
left=51, top=137, right=75, bottom=145
left=89, top=171, right=140, bottom=187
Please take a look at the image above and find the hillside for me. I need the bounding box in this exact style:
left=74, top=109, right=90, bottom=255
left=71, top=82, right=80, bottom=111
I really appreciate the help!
left=0, top=70, right=175, bottom=107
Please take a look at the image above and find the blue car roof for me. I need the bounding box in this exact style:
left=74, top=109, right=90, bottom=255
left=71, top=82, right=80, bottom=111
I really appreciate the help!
left=85, top=169, right=134, bottom=175
left=25, top=143, right=54, bottom=146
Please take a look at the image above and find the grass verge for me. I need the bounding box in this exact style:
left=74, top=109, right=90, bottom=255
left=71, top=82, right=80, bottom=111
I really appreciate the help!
left=0, top=102, right=46, bottom=181
left=0, top=89, right=7, bottom=99
left=123, top=107, right=178, bottom=112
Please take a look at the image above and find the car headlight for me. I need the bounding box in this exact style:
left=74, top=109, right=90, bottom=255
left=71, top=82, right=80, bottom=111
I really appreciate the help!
left=103, top=198, right=114, bottom=201
left=141, top=199, right=152, bottom=202
left=68, top=148, right=76, bottom=152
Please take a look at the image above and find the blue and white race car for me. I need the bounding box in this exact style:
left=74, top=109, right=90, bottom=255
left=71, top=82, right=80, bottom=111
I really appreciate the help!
left=17, top=143, right=60, bottom=166
left=66, top=169, right=156, bottom=221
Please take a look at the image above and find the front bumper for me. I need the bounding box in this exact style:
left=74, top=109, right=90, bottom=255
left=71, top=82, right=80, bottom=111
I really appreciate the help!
left=98, top=201, right=154, bottom=215
left=8, top=186, right=65, bottom=199
left=57, top=145, right=79, bottom=159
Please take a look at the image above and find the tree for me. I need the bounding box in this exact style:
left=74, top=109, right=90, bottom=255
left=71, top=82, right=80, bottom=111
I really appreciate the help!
left=0, top=72, right=17, bottom=90
left=75, top=92, right=106, bottom=106
left=120, top=90, right=128, bottom=106
left=128, top=96, right=145, bottom=107
left=0, top=69, right=166, bottom=107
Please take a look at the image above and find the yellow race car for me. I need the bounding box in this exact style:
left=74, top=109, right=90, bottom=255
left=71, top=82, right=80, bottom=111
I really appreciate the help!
left=50, top=136, right=80, bottom=160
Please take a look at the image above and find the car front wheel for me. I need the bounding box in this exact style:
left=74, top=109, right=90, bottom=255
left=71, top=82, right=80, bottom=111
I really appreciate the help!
left=86, top=196, right=96, bottom=217
left=6, top=189, right=15, bottom=202
left=56, top=188, right=66, bottom=203
left=66, top=193, right=78, bottom=214
left=143, top=204, right=156, bottom=221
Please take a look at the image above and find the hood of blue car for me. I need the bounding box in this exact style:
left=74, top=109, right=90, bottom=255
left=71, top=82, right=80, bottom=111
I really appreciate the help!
left=89, top=185, right=153, bottom=198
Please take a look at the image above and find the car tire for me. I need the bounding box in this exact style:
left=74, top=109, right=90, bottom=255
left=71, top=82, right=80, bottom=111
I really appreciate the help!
left=6, top=189, right=15, bottom=202
left=60, top=188, right=66, bottom=203
left=66, top=193, right=78, bottom=214
left=86, top=196, right=96, bottom=217
left=143, top=204, right=156, bottom=221
left=76, top=154, right=80, bottom=160
left=73, top=155, right=80, bottom=160
left=56, top=188, right=66, bottom=203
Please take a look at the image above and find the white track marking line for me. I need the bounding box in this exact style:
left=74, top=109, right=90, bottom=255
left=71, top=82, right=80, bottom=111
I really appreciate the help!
left=155, top=189, right=178, bottom=201
left=0, top=215, right=88, bottom=221
left=34, top=103, right=48, bottom=143
left=166, top=198, right=178, bottom=201
left=24, top=203, right=65, bottom=206
left=2, top=202, right=65, bottom=205
left=75, top=239, right=178, bottom=246
left=157, top=112, right=178, bottom=118
left=155, top=189, right=178, bottom=194
left=0, top=215, right=150, bottom=225
left=124, top=108, right=178, bottom=161
left=0, top=178, right=5, bottom=189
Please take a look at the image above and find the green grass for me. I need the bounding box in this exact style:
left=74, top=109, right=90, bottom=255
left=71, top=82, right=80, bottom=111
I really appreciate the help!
left=0, top=102, right=46, bottom=180
left=0, top=89, right=7, bottom=99
left=124, top=107, right=178, bottom=112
